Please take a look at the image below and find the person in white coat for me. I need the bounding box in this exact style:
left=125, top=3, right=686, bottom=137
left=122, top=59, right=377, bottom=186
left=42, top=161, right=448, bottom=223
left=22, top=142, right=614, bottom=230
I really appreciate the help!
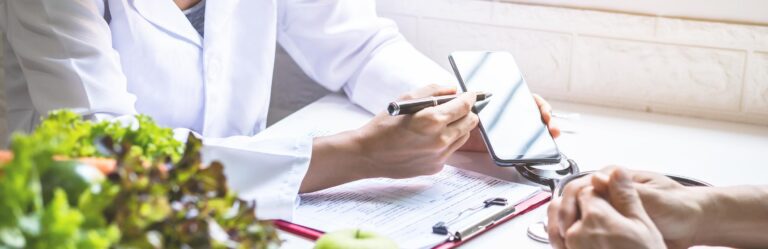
left=0, top=0, right=559, bottom=220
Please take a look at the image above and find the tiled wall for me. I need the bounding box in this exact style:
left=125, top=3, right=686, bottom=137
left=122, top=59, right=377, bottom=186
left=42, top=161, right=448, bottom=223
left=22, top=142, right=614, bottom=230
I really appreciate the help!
left=377, top=0, right=768, bottom=126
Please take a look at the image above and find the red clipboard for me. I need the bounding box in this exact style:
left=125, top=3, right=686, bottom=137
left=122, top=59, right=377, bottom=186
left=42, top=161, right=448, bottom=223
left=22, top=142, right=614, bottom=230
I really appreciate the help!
left=274, top=191, right=551, bottom=249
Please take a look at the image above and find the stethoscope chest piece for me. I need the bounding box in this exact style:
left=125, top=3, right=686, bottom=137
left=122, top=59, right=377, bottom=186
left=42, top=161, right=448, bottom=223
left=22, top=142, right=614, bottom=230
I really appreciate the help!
left=515, top=155, right=579, bottom=244
left=515, top=155, right=580, bottom=190
left=526, top=218, right=549, bottom=243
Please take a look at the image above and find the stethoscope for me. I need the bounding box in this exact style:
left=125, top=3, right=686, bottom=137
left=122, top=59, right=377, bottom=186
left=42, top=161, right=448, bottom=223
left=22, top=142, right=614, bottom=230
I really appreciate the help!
left=520, top=156, right=712, bottom=243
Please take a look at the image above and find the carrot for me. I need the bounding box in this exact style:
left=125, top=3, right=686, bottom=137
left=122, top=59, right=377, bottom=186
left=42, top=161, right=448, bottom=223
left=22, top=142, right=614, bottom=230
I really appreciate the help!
left=74, top=157, right=117, bottom=175
left=2, top=151, right=166, bottom=175
left=2, top=151, right=116, bottom=175
left=0, top=150, right=12, bottom=165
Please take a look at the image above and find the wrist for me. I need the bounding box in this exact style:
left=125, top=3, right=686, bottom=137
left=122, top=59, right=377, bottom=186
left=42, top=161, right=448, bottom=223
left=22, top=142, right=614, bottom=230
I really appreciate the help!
left=692, top=186, right=768, bottom=248
left=344, top=129, right=377, bottom=180
left=301, top=131, right=372, bottom=193
left=691, top=187, right=723, bottom=246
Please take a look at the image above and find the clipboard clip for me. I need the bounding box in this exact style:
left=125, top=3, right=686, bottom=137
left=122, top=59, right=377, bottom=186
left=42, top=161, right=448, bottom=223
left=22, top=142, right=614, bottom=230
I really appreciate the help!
left=431, top=197, right=514, bottom=241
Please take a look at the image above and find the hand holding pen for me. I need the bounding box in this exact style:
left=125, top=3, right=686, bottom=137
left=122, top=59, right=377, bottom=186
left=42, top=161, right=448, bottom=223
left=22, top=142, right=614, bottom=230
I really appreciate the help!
left=329, top=85, right=480, bottom=181
left=300, top=85, right=490, bottom=192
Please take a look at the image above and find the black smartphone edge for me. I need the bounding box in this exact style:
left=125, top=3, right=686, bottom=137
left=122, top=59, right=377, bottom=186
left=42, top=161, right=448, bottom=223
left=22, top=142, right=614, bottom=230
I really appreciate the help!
left=448, top=52, right=561, bottom=167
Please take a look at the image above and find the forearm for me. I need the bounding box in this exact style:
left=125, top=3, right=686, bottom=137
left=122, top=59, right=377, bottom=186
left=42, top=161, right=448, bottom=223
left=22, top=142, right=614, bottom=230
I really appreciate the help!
left=299, top=131, right=372, bottom=193
left=696, top=186, right=768, bottom=248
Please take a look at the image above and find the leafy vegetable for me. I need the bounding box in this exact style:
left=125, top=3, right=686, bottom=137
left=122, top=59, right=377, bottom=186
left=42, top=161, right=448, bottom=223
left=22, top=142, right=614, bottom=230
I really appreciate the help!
left=0, top=133, right=121, bottom=249
left=40, top=161, right=105, bottom=206
left=102, top=135, right=280, bottom=248
left=0, top=111, right=280, bottom=249
left=29, top=111, right=183, bottom=163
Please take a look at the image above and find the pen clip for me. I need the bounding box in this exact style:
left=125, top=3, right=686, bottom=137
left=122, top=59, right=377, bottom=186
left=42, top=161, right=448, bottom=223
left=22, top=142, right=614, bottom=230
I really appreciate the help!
left=433, top=191, right=544, bottom=242
left=449, top=204, right=516, bottom=242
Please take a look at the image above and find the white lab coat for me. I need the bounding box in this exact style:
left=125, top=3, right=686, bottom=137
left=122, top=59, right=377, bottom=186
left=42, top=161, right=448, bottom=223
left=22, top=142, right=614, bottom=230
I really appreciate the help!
left=0, top=0, right=453, bottom=220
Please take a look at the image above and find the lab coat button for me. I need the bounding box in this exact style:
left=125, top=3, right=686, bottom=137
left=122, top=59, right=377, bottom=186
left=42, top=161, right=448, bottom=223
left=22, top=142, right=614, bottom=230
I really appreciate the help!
left=209, top=60, right=221, bottom=70
left=207, top=60, right=221, bottom=81
left=208, top=89, right=219, bottom=104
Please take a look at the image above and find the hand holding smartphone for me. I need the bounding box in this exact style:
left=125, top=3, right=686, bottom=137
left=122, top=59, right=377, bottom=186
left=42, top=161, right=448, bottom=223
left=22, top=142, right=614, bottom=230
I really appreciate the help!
left=449, top=51, right=561, bottom=166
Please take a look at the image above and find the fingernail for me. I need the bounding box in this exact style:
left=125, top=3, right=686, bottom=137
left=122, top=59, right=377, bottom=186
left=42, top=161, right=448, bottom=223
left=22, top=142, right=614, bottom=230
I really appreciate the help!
left=612, top=168, right=631, bottom=187
left=593, top=172, right=609, bottom=183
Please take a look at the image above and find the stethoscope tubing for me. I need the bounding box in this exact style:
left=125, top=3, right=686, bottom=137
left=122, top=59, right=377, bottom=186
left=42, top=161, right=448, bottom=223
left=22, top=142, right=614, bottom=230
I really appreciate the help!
left=554, top=170, right=712, bottom=197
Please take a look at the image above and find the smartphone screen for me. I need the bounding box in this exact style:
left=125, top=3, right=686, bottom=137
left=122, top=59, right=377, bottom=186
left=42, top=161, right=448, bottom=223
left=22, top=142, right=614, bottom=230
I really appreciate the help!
left=449, top=51, right=560, bottom=165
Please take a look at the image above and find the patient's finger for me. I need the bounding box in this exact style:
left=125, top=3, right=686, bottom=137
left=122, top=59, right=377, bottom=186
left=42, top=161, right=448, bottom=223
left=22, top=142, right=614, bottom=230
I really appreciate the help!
left=591, top=172, right=611, bottom=196
left=558, top=176, right=591, bottom=237
left=547, top=199, right=567, bottom=249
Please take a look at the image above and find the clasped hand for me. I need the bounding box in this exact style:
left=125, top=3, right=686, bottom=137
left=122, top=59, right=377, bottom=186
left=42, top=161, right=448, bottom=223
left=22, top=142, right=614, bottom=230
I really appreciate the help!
left=547, top=167, right=711, bottom=249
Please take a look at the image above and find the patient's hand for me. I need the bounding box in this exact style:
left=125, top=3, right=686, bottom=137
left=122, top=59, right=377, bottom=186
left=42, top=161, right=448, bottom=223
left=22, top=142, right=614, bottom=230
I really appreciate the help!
left=458, top=93, right=560, bottom=152
left=593, top=168, right=710, bottom=249
left=554, top=169, right=666, bottom=249
left=549, top=167, right=708, bottom=249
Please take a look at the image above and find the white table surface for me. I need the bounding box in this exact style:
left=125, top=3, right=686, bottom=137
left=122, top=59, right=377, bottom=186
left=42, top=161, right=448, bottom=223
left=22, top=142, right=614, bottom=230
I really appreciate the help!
left=278, top=100, right=768, bottom=249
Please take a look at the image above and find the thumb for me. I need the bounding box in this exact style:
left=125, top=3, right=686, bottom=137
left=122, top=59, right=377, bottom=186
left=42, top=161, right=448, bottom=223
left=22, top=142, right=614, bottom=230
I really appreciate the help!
left=607, top=168, right=647, bottom=218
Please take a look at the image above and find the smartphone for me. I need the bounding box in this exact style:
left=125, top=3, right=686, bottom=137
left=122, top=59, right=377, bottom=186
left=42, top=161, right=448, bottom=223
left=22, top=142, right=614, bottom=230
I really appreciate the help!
left=449, top=51, right=561, bottom=166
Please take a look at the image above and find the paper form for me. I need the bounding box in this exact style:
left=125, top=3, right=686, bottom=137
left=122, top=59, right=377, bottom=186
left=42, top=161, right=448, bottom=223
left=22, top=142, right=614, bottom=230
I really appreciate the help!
left=293, top=166, right=537, bottom=248
left=263, top=93, right=539, bottom=248
left=293, top=167, right=538, bottom=248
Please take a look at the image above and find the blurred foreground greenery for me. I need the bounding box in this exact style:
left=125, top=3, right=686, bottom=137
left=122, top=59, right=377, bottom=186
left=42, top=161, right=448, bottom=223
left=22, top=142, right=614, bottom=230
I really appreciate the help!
left=0, top=111, right=280, bottom=249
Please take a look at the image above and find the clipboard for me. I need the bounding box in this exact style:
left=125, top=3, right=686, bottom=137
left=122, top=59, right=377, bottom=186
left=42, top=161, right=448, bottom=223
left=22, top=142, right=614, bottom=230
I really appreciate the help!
left=274, top=191, right=551, bottom=249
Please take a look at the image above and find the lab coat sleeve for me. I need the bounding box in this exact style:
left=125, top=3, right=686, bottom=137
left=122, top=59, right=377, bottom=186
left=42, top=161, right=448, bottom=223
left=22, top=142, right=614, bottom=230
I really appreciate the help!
left=199, top=134, right=312, bottom=220
left=2, top=0, right=137, bottom=117
left=276, top=0, right=456, bottom=114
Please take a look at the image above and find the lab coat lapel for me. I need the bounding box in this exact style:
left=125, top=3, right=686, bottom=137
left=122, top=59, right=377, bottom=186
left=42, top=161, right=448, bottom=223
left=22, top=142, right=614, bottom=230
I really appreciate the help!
left=132, top=0, right=202, bottom=47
